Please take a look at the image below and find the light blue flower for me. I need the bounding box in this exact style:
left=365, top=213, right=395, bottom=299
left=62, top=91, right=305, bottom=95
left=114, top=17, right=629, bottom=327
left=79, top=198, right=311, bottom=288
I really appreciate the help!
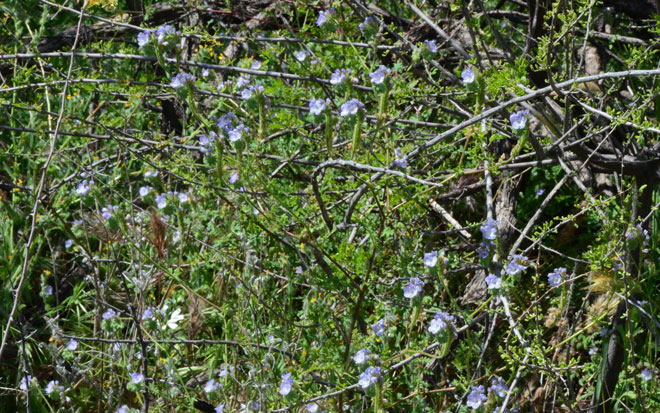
left=229, top=171, right=239, bottom=184
left=295, top=50, right=307, bottom=62
left=589, top=346, right=598, bottom=356
left=102, top=308, right=118, bottom=320
left=65, top=239, right=73, bottom=248
left=130, top=372, right=144, bottom=385
left=309, top=98, right=328, bottom=115
left=466, top=385, right=487, bottom=409
left=369, top=65, right=391, bottom=85
left=424, top=39, right=437, bottom=54
left=228, top=124, right=245, bottom=142
left=480, top=219, right=499, bottom=240
left=45, top=380, right=60, bottom=395
left=403, top=277, right=424, bottom=299
left=250, top=60, right=262, bottom=70
left=67, top=339, right=78, bottom=351
left=202, top=68, right=209, bottom=77
left=476, top=242, right=491, bottom=258
left=510, top=109, right=529, bottom=130
left=330, top=68, right=351, bottom=85
left=371, top=319, right=386, bottom=336
left=101, top=205, right=118, bottom=220
left=536, top=188, right=545, bottom=196
left=117, top=405, right=129, bottom=413
left=279, top=372, right=293, bottom=395
left=142, top=306, right=155, bottom=320
left=178, top=192, right=188, bottom=203
left=424, top=251, right=439, bottom=267
left=428, top=312, right=453, bottom=334
left=217, top=112, right=236, bottom=132
left=19, top=375, right=32, bottom=390
left=144, top=170, right=159, bottom=178
left=76, top=179, right=93, bottom=196
left=306, top=403, right=319, bottom=412
left=393, top=147, right=408, bottom=168
left=547, top=267, right=565, bottom=287
left=339, top=98, right=363, bottom=117
left=353, top=348, right=370, bottom=365
left=137, top=30, right=151, bottom=47
left=316, top=8, right=335, bottom=26
left=204, top=379, right=219, bottom=393
left=358, top=366, right=381, bottom=389
left=506, top=254, right=527, bottom=276
left=359, top=16, right=376, bottom=34
left=215, top=404, right=225, bottom=413
left=489, top=377, right=508, bottom=397
left=155, top=24, right=177, bottom=45
left=170, top=72, right=195, bottom=89
left=462, top=68, right=475, bottom=84
left=485, top=273, right=502, bottom=289
left=641, top=368, right=654, bottom=381
left=155, top=193, right=167, bottom=209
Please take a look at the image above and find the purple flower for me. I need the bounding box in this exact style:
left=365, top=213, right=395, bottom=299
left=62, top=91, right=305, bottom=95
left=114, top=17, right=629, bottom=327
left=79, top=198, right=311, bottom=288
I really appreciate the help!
left=505, top=254, right=528, bottom=276
left=279, top=372, right=293, bottom=395
left=101, top=205, right=118, bottom=220
left=589, top=346, right=598, bottom=356
left=536, top=188, right=545, bottom=196
left=217, top=112, right=236, bottom=132
left=75, top=179, right=93, bottom=196
left=510, top=109, right=529, bottom=130
left=358, top=366, right=381, bottom=389
left=202, top=68, right=209, bottom=77
left=339, top=98, right=363, bottom=117
left=353, top=348, right=370, bottom=365
left=393, top=147, right=408, bottom=168
left=466, top=385, right=488, bottom=409
left=641, top=368, right=654, bottom=381
left=330, top=68, right=351, bottom=85
left=102, top=308, right=118, bottom=320
left=65, top=239, right=73, bottom=248
left=130, top=372, right=144, bottom=385
left=485, top=273, right=502, bottom=289
left=204, top=379, right=219, bottom=393
left=403, top=277, right=424, bottom=299
left=316, top=8, right=335, bottom=26
left=170, top=72, right=196, bottom=89
left=306, top=403, right=319, bottom=412
left=371, top=319, right=386, bottom=336
left=309, top=98, right=328, bottom=115
left=295, top=50, right=307, bottom=62
left=489, top=377, right=508, bottom=397
left=424, top=251, right=439, bottom=267
left=295, top=266, right=303, bottom=274
left=241, top=88, right=253, bottom=99
left=476, top=242, right=491, bottom=258
left=43, top=285, right=53, bottom=296
left=547, top=267, right=565, bottom=287
left=369, top=65, right=391, bottom=85
left=480, top=218, right=499, bottom=240
left=137, top=30, right=151, bottom=47
left=178, top=192, right=189, bottom=203
left=19, top=375, right=32, bottom=390
left=117, top=405, right=129, bottom=413
left=45, top=380, right=59, bottom=395
left=228, top=124, right=245, bottom=142
left=359, top=16, right=376, bottom=34
left=236, top=75, right=251, bottom=88
left=142, top=306, right=155, bottom=320
left=155, top=24, right=177, bottom=45
left=428, top=312, right=449, bottom=334
left=155, top=193, right=167, bottom=209
left=229, top=171, right=239, bottom=184
left=250, top=60, right=262, bottom=70
left=462, top=68, right=475, bottom=84
left=144, top=170, right=158, bottom=178
left=424, top=39, right=437, bottom=54
left=67, top=339, right=78, bottom=351
left=215, top=404, right=224, bottom=413
left=139, top=186, right=151, bottom=197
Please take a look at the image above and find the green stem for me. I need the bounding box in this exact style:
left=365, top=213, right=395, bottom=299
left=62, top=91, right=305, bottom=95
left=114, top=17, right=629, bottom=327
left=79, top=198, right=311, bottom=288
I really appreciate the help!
left=258, top=94, right=266, bottom=141
left=325, top=110, right=333, bottom=155
left=351, top=110, right=363, bottom=159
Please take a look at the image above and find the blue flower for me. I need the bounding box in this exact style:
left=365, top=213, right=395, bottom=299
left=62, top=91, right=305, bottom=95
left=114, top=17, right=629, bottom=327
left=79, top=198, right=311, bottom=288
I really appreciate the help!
left=101, top=205, right=118, bottom=220
left=306, top=403, right=319, bottom=412
left=424, top=251, right=439, bottom=267
left=358, top=366, right=381, bottom=389
left=279, top=372, right=293, bottom=395
left=485, top=273, right=502, bottom=289
left=217, top=112, right=237, bottom=132
left=236, top=75, right=251, bottom=88
left=202, top=68, right=209, bottom=77
left=476, top=242, right=491, bottom=258
left=130, top=372, right=144, bottom=385
left=204, top=379, right=219, bottom=393
left=403, top=277, right=424, bottom=299
left=393, top=147, right=408, bottom=168
left=65, top=239, right=73, bottom=248
left=102, top=308, right=118, bottom=320
left=428, top=312, right=453, bottom=334
left=371, top=319, right=386, bottom=336
left=316, top=8, right=335, bottom=26
left=330, top=68, right=351, bottom=85
left=359, top=16, right=376, bottom=34
left=139, top=186, right=151, bottom=197
left=424, top=39, right=437, bottom=53
left=339, top=98, right=363, bottom=117
left=466, top=385, right=487, bottom=409
left=142, top=306, right=155, bottom=320
left=250, top=60, right=262, bottom=70
left=229, top=171, right=239, bottom=184
left=117, top=405, right=129, bottom=413
left=536, top=188, right=545, bottom=196
left=19, top=375, right=32, bottom=390
left=170, top=72, right=196, bottom=89
left=547, top=267, right=565, bottom=287
left=228, top=124, right=246, bottom=142
left=489, top=377, right=508, bottom=397
left=155, top=24, right=177, bottom=45
left=295, top=50, right=307, bottom=62
left=641, top=368, right=654, bottom=381
left=353, top=348, right=370, bottom=365
left=510, top=109, right=529, bottom=130
left=215, top=404, right=224, bottom=413
left=369, top=65, right=391, bottom=85
left=309, top=98, right=328, bottom=115
left=144, top=170, right=159, bottom=178
left=480, top=219, right=499, bottom=240
left=67, top=339, right=78, bottom=351
left=462, top=68, right=475, bottom=84
left=589, top=346, right=598, bottom=356
left=505, top=254, right=528, bottom=276
left=137, top=30, right=151, bottom=47
left=178, top=192, right=189, bottom=203
left=45, top=380, right=60, bottom=395
left=76, top=179, right=93, bottom=196
left=155, top=193, right=167, bottom=209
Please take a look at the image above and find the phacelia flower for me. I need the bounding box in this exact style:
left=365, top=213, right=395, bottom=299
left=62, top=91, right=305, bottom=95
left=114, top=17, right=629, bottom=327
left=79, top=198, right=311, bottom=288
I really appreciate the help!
left=130, top=372, right=144, bottom=385
left=462, top=68, right=475, bottom=84
left=201, top=68, right=209, bottom=77
left=102, top=308, right=118, bottom=320
left=403, top=277, right=424, bottom=299
left=204, top=379, right=219, bottom=393
left=547, top=267, right=565, bottom=287
left=217, top=112, right=237, bottom=132
left=306, top=403, right=319, bottom=412
left=250, top=60, right=262, bottom=70
left=466, top=385, right=488, bottom=409
left=144, top=170, right=158, bottom=178
left=536, top=188, right=545, bottom=196
left=65, top=239, right=73, bottom=248
left=155, top=24, right=177, bottom=45
left=295, top=50, right=307, bottom=62
left=371, top=319, right=386, bottom=336
left=101, top=205, right=118, bottom=220
left=510, top=109, right=529, bottom=130
left=359, top=16, right=377, bottom=34
left=424, top=39, right=437, bottom=54
left=641, top=368, right=654, bottom=381
left=215, top=404, right=224, bottom=413
left=369, top=65, right=391, bottom=85
left=142, top=306, right=155, bottom=320
left=137, top=30, right=151, bottom=47
left=489, top=377, right=508, bottom=397
left=67, top=339, right=78, bottom=351
left=19, top=375, right=32, bottom=390
left=485, top=273, right=502, bottom=289
left=170, top=72, right=196, bottom=89
left=505, top=254, right=528, bottom=276
left=43, top=285, right=53, bottom=296
left=235, top=75, right=251, bottom=88
left=480, top=218, right=499, bottom=240
left=117, top=405, right=129, bottom=413
left=178, top=192, right=189, bottom=203
left=393, top=147, right=408, bottom=168
left=316, top=8, right=335, bottom=26
left=476, top=242, right=491, bottom=259
left=428, top=312, right=454, bottom=334
left=279, top=372, right=293, bottom=395
left=424, top=251, right=439, bottom=267
left=75, top=180, right=93, bottom=196
left=45, top=380, right=59, bottom=395
left=139, top=186, right=151, bottom=197
left=228, top=124, right=245, bottom=142
left=589, top=346, right=598, bottom=356
left=155, top=193, right=167, bottom=209
left=229, top=171, right=239, bottom=184
left=353, top=348, right=370, bottom=365
left=330, top=68, right=351, bottom=85
left=309, top=98, right=328, bottom=115
left=339, top=98, right=363, bottom=117
left=358, top=366, right=381, bottom=389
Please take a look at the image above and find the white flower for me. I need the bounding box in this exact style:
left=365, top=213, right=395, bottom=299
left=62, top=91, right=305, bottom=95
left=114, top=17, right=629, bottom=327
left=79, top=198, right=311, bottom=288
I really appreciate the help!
left=162, top=308, right=184, bottom=330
